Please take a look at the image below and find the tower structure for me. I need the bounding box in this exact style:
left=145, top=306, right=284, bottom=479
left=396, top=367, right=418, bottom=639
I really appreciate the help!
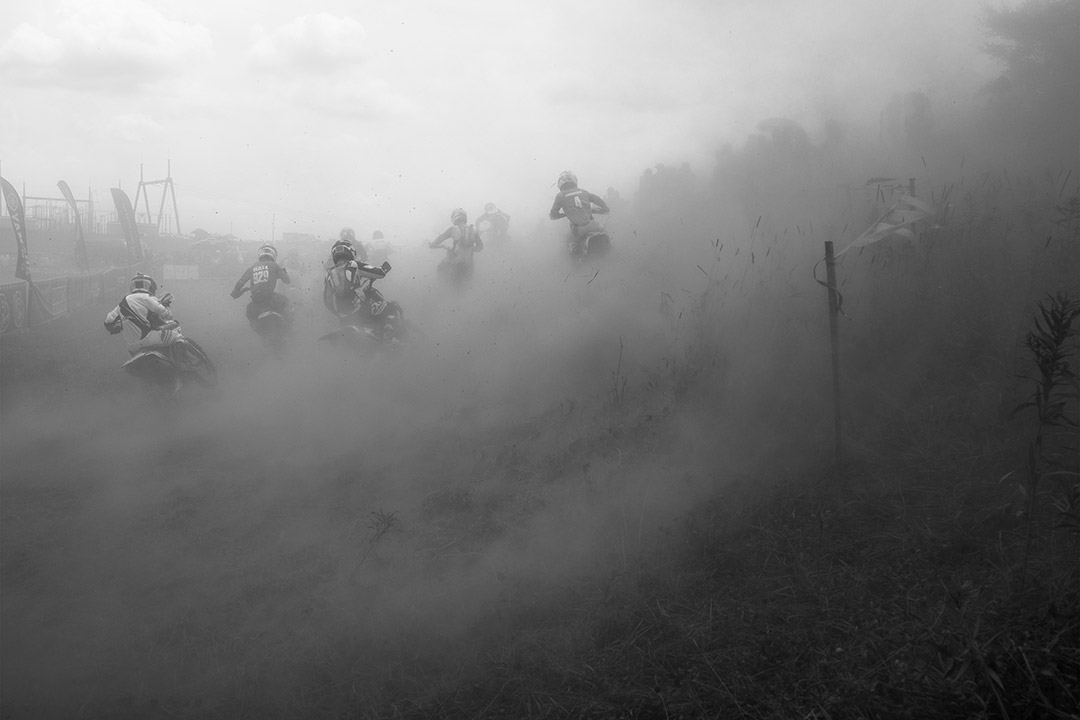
left=133, top=160, right=181, bottom=235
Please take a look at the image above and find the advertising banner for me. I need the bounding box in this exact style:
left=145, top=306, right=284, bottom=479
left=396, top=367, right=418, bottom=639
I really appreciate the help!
left=66, top=274, right=94, bottom=312
left=0, top=281, right=28, bottom=335
left=0, top=262, right=153, bottom=335
left=58, top=180, right=90, bottom=272
left=32, top=277, right=68, bottom=320
left=110, top=188, right=144, bottom=262
left=163, top=264, right=200, bottom=280
left=0, top=176, right=30, bottom=281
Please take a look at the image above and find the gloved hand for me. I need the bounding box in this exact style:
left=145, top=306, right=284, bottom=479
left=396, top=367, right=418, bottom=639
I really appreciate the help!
left=230, top=290, right=242, bottom=299
left=381, top=261, right=392, bottom=273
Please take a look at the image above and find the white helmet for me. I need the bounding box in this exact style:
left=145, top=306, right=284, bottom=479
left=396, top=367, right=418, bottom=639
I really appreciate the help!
left=557, top=171, right=577, bottom=190
left=258, top=244, right=277, bottom=261
left=130, top=273, right=157, bottom=295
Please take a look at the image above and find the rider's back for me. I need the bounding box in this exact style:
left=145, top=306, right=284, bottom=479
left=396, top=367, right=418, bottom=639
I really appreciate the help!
left=106, top=292, right=173, bottom=351
left=552, top=188, right=602, bottom=226
left=452, top=224, right=482, bottom=253
left=247, top=260, right=287, bottom=303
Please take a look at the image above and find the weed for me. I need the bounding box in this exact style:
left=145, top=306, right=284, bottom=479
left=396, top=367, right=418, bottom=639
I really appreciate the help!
left=1011, top=292, right=1080, bottom=589
left=350, top=509, right=400, bottom=575
left=608, top=336, right=627, bottom=410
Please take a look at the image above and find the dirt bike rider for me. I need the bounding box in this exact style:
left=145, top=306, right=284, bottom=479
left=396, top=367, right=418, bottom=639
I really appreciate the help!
left=549, top=171, right=610, bottom=259
left=104, top=272, right=183, bottom=359
left=429, top=208, right=483, bottom=278
left=475, top=202, right=511, bottom=245
left=230, top=244, right=292, bottom=328
left=333, top=227, right=369, bottom=266
left=367, top=230, right=391, bottom=265
left=323, top=238, right=393, bottom=332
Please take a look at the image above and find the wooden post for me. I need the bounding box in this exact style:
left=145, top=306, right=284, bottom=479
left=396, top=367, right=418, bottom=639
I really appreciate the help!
left=824, top=241, right=843, bottom=470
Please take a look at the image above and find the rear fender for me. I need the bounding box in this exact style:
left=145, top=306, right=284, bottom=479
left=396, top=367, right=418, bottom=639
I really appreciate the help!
left=122, top=349, right=176, bottom=381
left=254, top=310, right=287, bottom=334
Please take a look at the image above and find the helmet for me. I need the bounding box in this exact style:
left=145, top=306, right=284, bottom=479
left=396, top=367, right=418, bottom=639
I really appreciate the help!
left=130, top=273, right=157, bottom=295
left=258, top=244, right=277, bottom=261
left=340, top=227, right=356, bottom=243
left=451, top=208, right=467, bottom=224
left=557, top=171, right=578, bottom=190
left=485, top=202, right=497, bottom=214
left=331, top=239, right=356, bottom=264
left=372, top=230, right=384, bottom=240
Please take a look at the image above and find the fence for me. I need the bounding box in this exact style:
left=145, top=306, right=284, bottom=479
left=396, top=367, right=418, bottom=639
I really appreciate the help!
left=1, top=261, right=153, bottom=336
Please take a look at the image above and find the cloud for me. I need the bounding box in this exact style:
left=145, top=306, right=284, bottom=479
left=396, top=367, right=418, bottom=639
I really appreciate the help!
left=248, top=13, right=369, bottom=74
left=293, top=76, right=418, bottom=120
left=106, top=112, right=164, bottom=143
left=545, top=77, right=684, bottom=114
left=0, top=0, right=212, bottom=92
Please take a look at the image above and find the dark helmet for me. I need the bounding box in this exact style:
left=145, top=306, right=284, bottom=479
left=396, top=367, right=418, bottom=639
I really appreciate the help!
left=130, top=273, right=157, bottom=295
left=372, top=230, right=384, bottom=240
left=484, top=202, right=497, bottom=214
left=331, top=239, right=356, bottom=264
left=340, top=227, right=356, bottom=243
left=557, top=170, right=578, bottom=190
left=451, top=208, right=467, bottom=224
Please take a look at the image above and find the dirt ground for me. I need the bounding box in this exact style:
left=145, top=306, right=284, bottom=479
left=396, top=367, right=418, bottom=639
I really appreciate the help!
left=1, top=241, right=760, bottom=719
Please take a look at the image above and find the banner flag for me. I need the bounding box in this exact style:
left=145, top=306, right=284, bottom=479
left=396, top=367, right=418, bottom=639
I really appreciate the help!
left=837, top=195, right=933, bottom=257
left=0, top=281, right=29, bottom=336
left=58, top=180, right=90, bottom=272
left=110, top=187, right=144, bottom=262
left=0, top=176, right=31, bottom=281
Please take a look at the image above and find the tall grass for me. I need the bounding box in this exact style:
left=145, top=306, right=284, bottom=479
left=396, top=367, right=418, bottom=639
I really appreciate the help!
left=1012, top=293, right=1080, bottom=590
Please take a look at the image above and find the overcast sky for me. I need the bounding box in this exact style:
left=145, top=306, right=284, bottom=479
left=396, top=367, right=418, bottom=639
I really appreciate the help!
left=0, top=0, right=1005, bottom=241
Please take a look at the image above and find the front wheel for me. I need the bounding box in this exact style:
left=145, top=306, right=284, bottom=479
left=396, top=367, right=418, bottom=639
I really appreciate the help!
left=175, top=338, right=218, bottom=387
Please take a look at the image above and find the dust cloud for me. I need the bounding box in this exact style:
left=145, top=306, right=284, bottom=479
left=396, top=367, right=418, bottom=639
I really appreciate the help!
left=4, top=1, right=1078, bottom=714
left=1, top=188, right=827, bottom=714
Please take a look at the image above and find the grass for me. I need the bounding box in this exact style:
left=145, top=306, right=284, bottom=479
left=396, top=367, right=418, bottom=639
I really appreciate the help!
left=341, top=454, right=1078, bottom=719
left=320, top=176, right=1080, bottom=719
left=4, top=169, right=1079, bottom=719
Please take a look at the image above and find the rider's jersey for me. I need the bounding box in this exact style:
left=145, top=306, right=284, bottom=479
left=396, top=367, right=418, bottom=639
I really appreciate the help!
left=323, top=259, right=388, bottom=316
left=476, top=211, right=510, bottom=238
left=104, top=292, right=175, bottom=353
left=431, top=224, right=482, bottom=258
left=233, top=260, right=290, bottom=303
left=549, top=187, right=609, bottom=226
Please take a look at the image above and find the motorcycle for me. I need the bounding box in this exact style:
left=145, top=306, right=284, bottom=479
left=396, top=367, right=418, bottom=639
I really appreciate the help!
left=122, top=320, right=218, bottom=398
left=318, top=276, right=411, bottom=351
left=236, top=287, right=292, bottom=354
left=433, top=245, right=474, bottom=289
left=568, top=225, right=611, bottom=262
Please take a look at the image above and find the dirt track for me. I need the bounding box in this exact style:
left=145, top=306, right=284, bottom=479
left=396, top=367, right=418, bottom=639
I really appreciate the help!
left=1, top=241, right=764, bottom=718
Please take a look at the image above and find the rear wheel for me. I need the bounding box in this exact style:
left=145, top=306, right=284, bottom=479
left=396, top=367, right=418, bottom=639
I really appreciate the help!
left=586, top=233, right=610, bottom=257
left=176, top=338, right=218, bottom=387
